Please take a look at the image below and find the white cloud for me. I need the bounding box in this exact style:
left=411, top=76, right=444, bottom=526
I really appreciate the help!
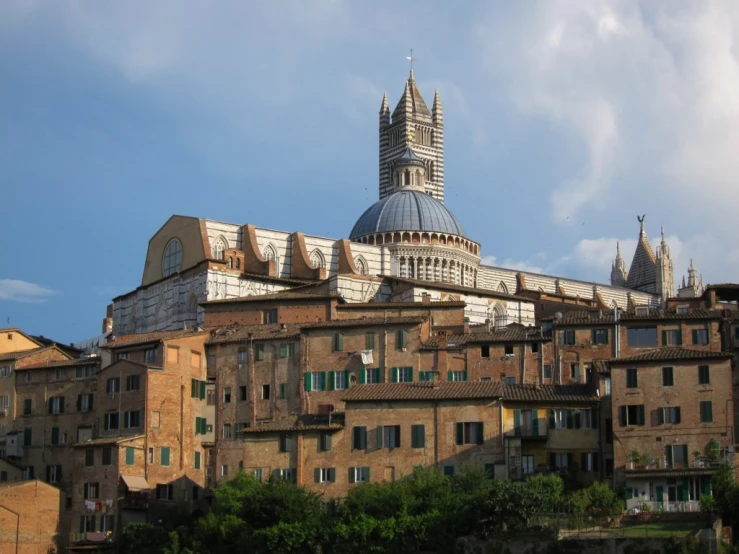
left=0, top=280, right=55, bottom=303
left=480, top=256, right=544, bottom=274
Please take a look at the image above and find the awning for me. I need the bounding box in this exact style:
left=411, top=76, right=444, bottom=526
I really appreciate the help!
left=121, top=475, right=151, bottom=492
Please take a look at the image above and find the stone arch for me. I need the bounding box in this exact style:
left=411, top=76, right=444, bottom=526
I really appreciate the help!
left=354, top=256, right=368, bottom=275
left=309, top=249, right=325, bottom=269
left=263, top=244, right=278, bottom=272
left=491, top=302, right=507, bottom=329
left=401, top=232, right=411, bottom=243
left=497, top=281, right=508, bottom=294
left=212, top=236, right=228, bottom=260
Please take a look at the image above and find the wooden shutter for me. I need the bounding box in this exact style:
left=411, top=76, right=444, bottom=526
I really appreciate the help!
left=304, top=373, right=312, bottom=392
left=677, top=330, right=682, bottom=345
left=665, top=445, right=673, bottom=468
left=191, top=379, right=197, bottom=398
left=574, top=410, right=581, bottom=429
left=365, top=333, right=375, bottom=350
left=126, top=447, right=135, bottom=465
left=329, top=468, right=336, bottom=483
left=392, top=368, right=399, bottom=383
left=408, top=367, right=414, bottom=382
left=532, top=412, right=539, bottom=436
left=359, top=368, right=366, bottom=384
left=638, top=405, right=645, bottom=426
left=320, top=372, right=326, bottom=391
left=328, top=371, right=335, bottom=391
left=456, top=423, right=464, bottom=445
left=348, top=468, right=355, bottom=483
left=692, top=329, right=699, bottom=344
left=676, top=407, right=681, bottom=424
left=344, top=370, right=349, bottom=389
left=591, top=408, right=599, bottom=429
left=89, top=394, right=93, bottom=411
left=658, top=407, right=664, bottom=425
left=566, top=410, right=574, bottom=429
left=581, top=453, right=587, bottom=471
left=661, top=330, right=667, bottom=346
left=76, top=395, right=81, bottom=411
left=618, top=406, right=627, bottom=427
left=279, top=344, right=288, bottom=358
left=314, top=468, right=321, bottom=483
left=513, top=410, right=521, bottom=435
left=476, top=423, right=484, bottom=445
left=199, top=381, right=206, bottom=400
left=548, top=409, right=555, bottom=429
left=51, top=427, right=59, bottom=445
left=376, top=426, right=384, bottom=449
left=48, top=398, right=53, bottom=414
left=462, top=370, right=468, bottom=381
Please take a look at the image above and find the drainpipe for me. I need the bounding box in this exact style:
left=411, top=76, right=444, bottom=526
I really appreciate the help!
left=614, top=306, right=621, bottom=358
left=433, top=401, right=439, bottom=467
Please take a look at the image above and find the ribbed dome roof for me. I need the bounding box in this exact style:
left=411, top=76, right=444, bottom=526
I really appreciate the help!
left=350, top=190, right=466, bottom=239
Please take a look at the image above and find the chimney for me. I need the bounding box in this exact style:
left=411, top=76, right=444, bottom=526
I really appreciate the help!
left=421, top=293, right=431, bottom=304
left=463, top=317, right=470, bottom=334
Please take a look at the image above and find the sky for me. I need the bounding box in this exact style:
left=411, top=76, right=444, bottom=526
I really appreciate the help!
left=2, top=1, right=739, bottom=344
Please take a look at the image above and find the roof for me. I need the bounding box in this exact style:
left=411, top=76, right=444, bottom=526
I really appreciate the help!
left=503, top=384, right=598, bottom=403
left=201, top=291, right=341, bottom=306
left=422, top=326, right=547, bottom=349
left=0, top=456, right=24, bottom=471
left=342, top=381, right=503, bottom=402
left=303, top=316, right=426, bottom=330
left=610, top=347, right=733, bottom=364
left=16, top=356, right=100, bottom=371
left=338, top=300, right=467, bottom=310
left=626, top=226, right=657, bottom=290
left=387, top=277, right=531, bottom=302
left=239, top=423, right=344, bottom=434
left=103, top=329, right=205, bottom=349
left=30, top=335, right=83, bottom=356
left=121, top=474, right=151, bottom=491
left=73, top=435, right=145, bottom=448
left=207, top=323, right=302, bottom=345
left=392, top=71, right=432, bottom=119
left=625, top=468, right=719, bottom=478
left=350, top=189, right=466, bottom=239
left=0, top=345, right=68, bottom=363
left=549, top=308, right=724, bottom=326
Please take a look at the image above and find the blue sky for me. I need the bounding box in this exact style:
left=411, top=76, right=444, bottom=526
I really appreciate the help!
left=2, top=1, right=739, bottom=344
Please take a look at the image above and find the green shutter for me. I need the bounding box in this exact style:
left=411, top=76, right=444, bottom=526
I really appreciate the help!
left=161, top=447, right=170, bottom=466
left=51, top=427, right=59, bottom=445
left=677, top=330, right=682, bottom=346
left=592, top=329, right=598, bottom=344
left=658, top=408, right=664, bottom=425
left=477, top=423, right=484, bottom=445
left=549, top=409, right=555, bottom=429
left=349, top=468, right=355, bottom=483
left=638, top=405, right=645, bottom=426
left=604, top=330, right=609, bottom=345
left=662, top=330, right=667, bottom=346
left=329, top=468, right=336, bottom=483
left=574, top=410, right=581, bottom=429
left=320, top=372, right=326, bottom=391
left=279, top=344, right=288, bottom=358
left=665, top=446, right=673, bottom=468
left=656, top=486, right=664, bottom=503
left=191, top=379, right=197, bottom=398
left=305, top=373, right=312, bottom=392
left=344, top=370, right=349, bottom=388
left=514, top=410, right=521, bottom=435
left=462, top=370, right=468, bottom=381
left=408, top=367, right=413, bottom=382
left=532, top=411, right=539, bottom=436
left=692, top=329, right=699, bottom=344
left=360, top=367, right=366, bottom=384
left=376, top=426, right=384, bottom=449
left=456, top=422, right=463, bottom=445
left=126, top=447, right=134, bottom=465
left=392, top=367, right=399, bottom=382
left=328, top=371, right=335, bottom=391
left=280, top=383, right=287, bottom=399
left=314, top=468, right=321, bottom=483
left=566, top=410, right=573, bottom=429
left=194, top=451, right=200, bottom=469
left=365, top=333, right=375, bottom=350
left=199, top=381, right=206, bottom=400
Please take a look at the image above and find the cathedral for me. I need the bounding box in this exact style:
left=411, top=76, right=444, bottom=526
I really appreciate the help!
left=111, top=70, right=704, bottom=336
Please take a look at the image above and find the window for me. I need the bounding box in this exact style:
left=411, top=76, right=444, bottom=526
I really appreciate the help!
left=605, top=419, right=613, bottom=444
left=234, top=386, right=245, bottom=402
left=411, top=424, right=425, bottom=448
left=365, top=332, right=376, bottom=350
left=161, top=447, right=171, bottom=466
left=394, top=367, right=413, bottom=383
left=80, top=515, right=96, bottom=533
left=102, top=447, right=112, bottom=466
left=677, top=305, right=689, bottom=314
left=124, top=410, right=141, bottom=428
left=552, top=453, right=570, bottom=470
left=106, top=378, right=120, bottom=394
left=352, top=426, right=367, bottom=450
left=156, top=484, right=174, bottom=500
left=263, top=309, right=278, bottom=324
left=166, top=346, right=179, bottom=363
left=448, top=371, right=467, bottom=382
left=504, top=344, right=514, bottom=356
left=75, top=366, right=94, bottom=379
left=333, top=371, right=347, bottom=391
left=84, top=482, right=99, bottom=500
left=237, top=350, right=247, bottom=364
left=658, top=407, right=681, bottom=424
left=443, top=465, right=455, bottom=477
left=253, top=468, right=263, bottom=481
left=194, top=451, right=201, bottom=470
left=25, top=371, right=32, bottom=383
left=223, top=424, right=232, bottom=440
left=552, top=409, right=568, bottom=429
left=223, top=387, right=232, bottom=403
left=53, top=368, right=65, bottom=381
left=305, top=371, right=326, bottom=392
left=627, top=327, right=658, bottom=347
left=235, top=422, right=248, bottom=434
left=570, top=364, right=580, bottom=380
left=143, top=348, right=157, bottom=363
left=314, top=467, right=336, bottom=483
left=333, top=332, right=344, bottom=352
left=604, top=377, right=611, bottom=396
left=103, top=412, right=119, bottom=431
left=279, top=383, right=288, bottom=399
left=77, top=393, right=93, bottom=412
left=46, top=464, right=62, bottom=483
left=85, top=449, right=94, bottom=467
left=663, top=330, right=682, bottom=346
left=455, top=422, right=484, bottom=445
left=699, top=365, right=710, bottom=385
left=254, top=344, right=265, bottom=361
left=381, top=425, right=401, bottom=449
left=480, top=345, right=490, bottom=358
left=275, top=468, right=294, bottom=482
left=22, top=466, right=34, bottom=480
left=544, top=365, right=552, bottom=379
left=692, top=329, right=709, bottom=345
left=125, top=447, right=135, bottom=465
left=365, top=368, right=381, bottom=383
left=279, top=433, right=293, bottom=453
left=100, top=515, right=116, bottom=533
left=503, top=376, right=516, bottom=385
left=48, top=396, right=65, bottom=415
left=562, top=330, right=576, bottom=345
left=618, top=404, right=646, bottom=426
left=419, top=371, right=435, bottom=382
left=117, top=352, right=130, bottom=361
left=0, top=365, right=10, bottom=378
left=262, top=385, right=270, bottom=400
left=662, top=367, right=674, bottom=386
left=190, top=379, right=206, bottom=400
left=349, top=466, right=370, bottom=483
left=319, top=432, right=332, bottom=452
left=23, top=398, right=32, bottom=416
left=125, top=374, right=140, bottom=392
left=700, top=401, right=713, bottom=423
left=531, top=342, right=540, bottom=353
left=581, top=453, right=599, bottom=472
left=206, top=389, right=216, bottom=405
left=148, top=448, right=154, bottom=464
left=592, top=329, right=608, bottom=345
left=397, top=329, right=408, bottom=349
left=665, top=444, right=689, bottom=469
left=50, top=427, right=65, bottom=445
left=162, top=238, right=183, bottom=277
left=626, top=368, right=638, bottom=388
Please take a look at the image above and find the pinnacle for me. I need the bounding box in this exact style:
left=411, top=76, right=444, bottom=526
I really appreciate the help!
left=380, top=92, right=389, bottom=114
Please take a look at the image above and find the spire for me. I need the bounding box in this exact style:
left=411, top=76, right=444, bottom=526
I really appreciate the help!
left=380, top=92, right=389, bottom=114
left=392, top=72, right=431, bottom=120
left=611, top=241, right=627, bottom=287
left=638, top=214, right=646, bottom=237
left=626, top=215, right=657, bottom=291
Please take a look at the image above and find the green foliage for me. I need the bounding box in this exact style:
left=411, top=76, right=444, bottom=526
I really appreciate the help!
left=120, top=523, right=169, bottom=554
left=570, top=481, right=623, bottom=517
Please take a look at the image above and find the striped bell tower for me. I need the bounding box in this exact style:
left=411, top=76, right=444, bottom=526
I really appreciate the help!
left=378, top=71, right=445, bottom=202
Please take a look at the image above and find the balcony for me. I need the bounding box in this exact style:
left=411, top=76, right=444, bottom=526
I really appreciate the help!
left=626, top=500, right=702, bottom=514
left=504, top=428, right=547, bottom=441
left=626, top=451, right=734, bottom=477
left=119, top=496, right=149, bottom=510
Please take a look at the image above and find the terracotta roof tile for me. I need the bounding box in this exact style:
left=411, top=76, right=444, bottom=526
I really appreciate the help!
left=550, top=308, right=723, bottom=326
left=104, top=329, right=205, bottom=349
left=304, top=316, right=425, bottom=330
left=73, top=434, right=145, bottom=448
left=15, top=357, right=100, bottom=371
left=422, top=326, right=547, bottom=349
left=342, top=381, right=503, bottom=402
left=610, top=347, right=733, bottom=364
left=503, top=384, right=598, bottom=403
left=239, top=423, right=344, bottom=434
left=0, top=346, right=58, bottom=362
left=387, top=276, right=532, bottom=302
left=201, top=292, right=341, bottom=306
left=207, top=323, right=301, bottom=345
left=338, top=301, right=467, bottom=309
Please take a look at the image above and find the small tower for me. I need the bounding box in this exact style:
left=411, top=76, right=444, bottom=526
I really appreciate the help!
left=677, top=259, right=706, bottom=298
left=379, top=70, right=445, bottom=202
left=655, top=227, right=674, bottom=303
left=610, top=242, right=627, bottom=287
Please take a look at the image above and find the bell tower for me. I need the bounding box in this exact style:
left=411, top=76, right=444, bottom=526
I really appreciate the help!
left=378, top=70, right=445, bottom=202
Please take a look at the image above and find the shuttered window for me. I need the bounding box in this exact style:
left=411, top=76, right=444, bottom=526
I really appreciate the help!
left=411, top=425, right=425, bottom=448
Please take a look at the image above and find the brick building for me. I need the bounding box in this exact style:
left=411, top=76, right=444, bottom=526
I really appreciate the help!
left=0, top=479, right=61, bottom=554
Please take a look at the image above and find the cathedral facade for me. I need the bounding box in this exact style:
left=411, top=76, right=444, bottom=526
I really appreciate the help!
left=112, top=71, right=704, bottom=336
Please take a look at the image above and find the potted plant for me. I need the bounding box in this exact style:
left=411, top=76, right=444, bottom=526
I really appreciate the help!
left=628, top=450, right=642, bottom=470
left=693, top=450, right=703, bottom=467
left=706, top=438, right=720, bottom=464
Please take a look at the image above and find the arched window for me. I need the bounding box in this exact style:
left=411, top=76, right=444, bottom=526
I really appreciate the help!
left=310, top=249, right=325, bottom=269
left=497, top=281, right=508, bottom=294
left=354, top=256, right=368, bottom=275
left=263, top=245, right=277, bottom=261
left=228, top=257, right=233, bottom=269
left=162, top=239, right=183, bottom=277
left=405, top=170, right=411, bottom=186
left=212, top=236, right=228, bottom=260
left=492, top=303, right=508, bottom=329
left=236, top=258, right=241, bottom=270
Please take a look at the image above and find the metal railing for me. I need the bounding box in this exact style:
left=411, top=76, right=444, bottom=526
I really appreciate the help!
left=528, top=513, right=709, bottom=539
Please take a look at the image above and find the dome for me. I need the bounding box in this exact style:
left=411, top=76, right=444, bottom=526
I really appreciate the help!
left=350, top=189, right=466, bottom=239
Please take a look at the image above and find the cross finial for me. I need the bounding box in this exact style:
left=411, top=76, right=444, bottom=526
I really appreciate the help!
left=406, top=49, right=415, bottom=75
